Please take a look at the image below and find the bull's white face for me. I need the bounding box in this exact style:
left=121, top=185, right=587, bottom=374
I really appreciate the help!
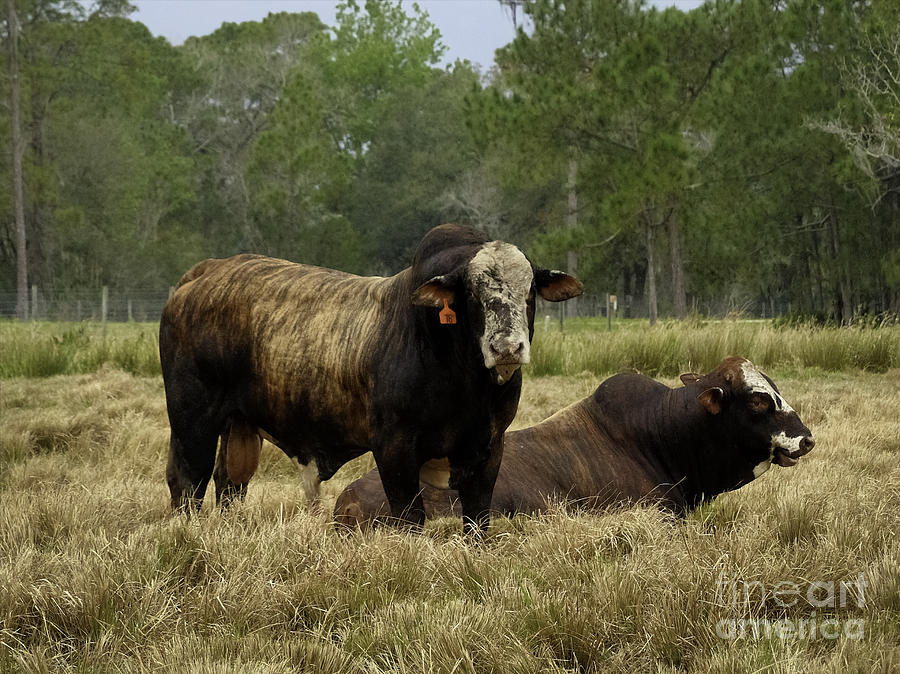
left=466, top=242, right=534, bottom=384
left=739, top=360, right=812, bottom=478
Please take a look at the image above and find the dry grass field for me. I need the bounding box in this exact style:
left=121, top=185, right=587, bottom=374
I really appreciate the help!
left=1, top=321, right=899, bottom=672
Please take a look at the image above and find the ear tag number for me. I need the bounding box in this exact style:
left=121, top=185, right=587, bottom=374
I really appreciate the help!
left=439, top=298, right=457, bottom=325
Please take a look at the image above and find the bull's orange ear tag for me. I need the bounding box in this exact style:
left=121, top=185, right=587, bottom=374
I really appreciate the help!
left=439, top=298, right=457, bottom=325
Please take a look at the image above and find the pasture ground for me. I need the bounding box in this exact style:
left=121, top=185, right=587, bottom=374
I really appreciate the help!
left=0, top=320, right=898, bottom=672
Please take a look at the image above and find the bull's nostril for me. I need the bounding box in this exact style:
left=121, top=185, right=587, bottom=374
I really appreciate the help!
left=490, top=340, right=525, bottom=357
left=800, top=436, right=815, bottom=453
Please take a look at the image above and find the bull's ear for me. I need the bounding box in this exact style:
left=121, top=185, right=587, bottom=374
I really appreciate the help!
left=680, top=373, right=702, bottom=385
left=698, top=387, right=724, bottom=415
left=534, top=269, right=584, bottom=302
left=412, top=275, right=456, bottom=308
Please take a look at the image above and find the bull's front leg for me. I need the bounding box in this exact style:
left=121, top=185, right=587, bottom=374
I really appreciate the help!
left=372, top=439, right=426, bottom=530
left=455, top=433, right=503, bottom=538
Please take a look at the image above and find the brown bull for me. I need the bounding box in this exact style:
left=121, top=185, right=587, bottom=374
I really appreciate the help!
left=159, top=224, right=582, bottom=534
left=334, top=357, right=815, bottom=526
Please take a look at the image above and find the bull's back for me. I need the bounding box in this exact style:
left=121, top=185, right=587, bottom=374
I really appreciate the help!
left=160, top=255, right=397, bottom=446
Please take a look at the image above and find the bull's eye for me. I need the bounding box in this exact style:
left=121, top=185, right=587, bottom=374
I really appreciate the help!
left=748, top=393, right=773, bottom=414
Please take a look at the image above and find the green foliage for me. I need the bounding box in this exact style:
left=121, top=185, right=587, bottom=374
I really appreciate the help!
left=464, top=0, right=899, bottom=319
left=528, top=318, right=900, bottom=377
left=0, top=321, right=161, bottom=377
left=178, top=11, right=328, bottom=256
left=1, top=4, right=202, bottom=292
left=3, top=318, right=897, bottom=380
left=1, top=0, right=898, bottom=320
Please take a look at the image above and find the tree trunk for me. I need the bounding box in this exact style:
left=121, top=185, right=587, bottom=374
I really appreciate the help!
left=829, top=207, right=852, bottom=325
left=622, top=266, right=633, bottom=318
left=29, top=81, right=50, bottom=290
left=566, top=158, right=578, bottom=317
left=810, top=227, right=827, bottom=317
left=668, top=212, right=687, bottom=319
left=644, top=209, right=658, bottom=326
left=7, top=0, right=27, bottom=320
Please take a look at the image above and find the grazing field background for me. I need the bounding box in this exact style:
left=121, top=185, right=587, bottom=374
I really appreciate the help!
left=1, top=319, right=898, bottom=672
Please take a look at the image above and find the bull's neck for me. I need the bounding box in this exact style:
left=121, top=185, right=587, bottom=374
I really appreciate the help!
left=385, top=268, right=484, bottom=370
left=608, top=387, right=708, bottom=512
left=641, top=386, right=734, bottom=510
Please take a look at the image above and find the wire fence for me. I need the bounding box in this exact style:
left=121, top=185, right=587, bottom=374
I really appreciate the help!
left=0, top=288, right=171, bottom=323
left=1, top=287, right=630, bottom=323
left=536, top=293, right=634, bottom=321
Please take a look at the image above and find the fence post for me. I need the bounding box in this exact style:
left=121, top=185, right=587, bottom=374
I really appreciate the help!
left=559, top=301, right=564, bottom=332
left=101, top=286, right=108, bottom=340
left=606, top=294, right=611, bottom=332
left=127, top=298, right=133, bottom=322
left=30, top=284, right=37, bottom=321
left=77, top=299, right=82, bottom=322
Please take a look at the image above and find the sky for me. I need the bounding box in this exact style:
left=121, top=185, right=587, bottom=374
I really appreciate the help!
left=132, top=0, right=706, bottom=70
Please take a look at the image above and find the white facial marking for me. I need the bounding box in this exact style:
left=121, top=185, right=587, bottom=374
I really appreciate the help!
left=771, top=431, right=804, bottom=454
left=740, top=361, right=795, bottom=413
left=292, top=456, right=321, bottom=505
left=467, top=242, right=534, bottom=371
left=739, top=360, right=807, bottom=477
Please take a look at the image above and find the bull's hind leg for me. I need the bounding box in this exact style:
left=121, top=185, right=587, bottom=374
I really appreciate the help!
left=214, top=419, right=262, bottom=508
left=162, top=364, right=225, bottom=513
left=166, top=427, right=219, bottom=513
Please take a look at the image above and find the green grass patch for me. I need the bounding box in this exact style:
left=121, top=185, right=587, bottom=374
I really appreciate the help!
left=531, top=318, right=900, bottom=376
left=2, top=318, right=898, bottom=380
left=0, top=321, right=161, bottom=378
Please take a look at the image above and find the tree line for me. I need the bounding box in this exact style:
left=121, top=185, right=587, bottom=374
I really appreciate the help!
left=2, top=0, right=898, bottom=322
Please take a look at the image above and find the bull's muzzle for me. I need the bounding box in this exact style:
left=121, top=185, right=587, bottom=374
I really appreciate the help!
left=773, top=434, right=815, bottom=467
left=486, top=337, right=529, bottom=385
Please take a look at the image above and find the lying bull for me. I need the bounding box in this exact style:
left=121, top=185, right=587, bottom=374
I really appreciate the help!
left=334, top=356, right=815, bottom=526
left=159, top=224, right=582, bottom=534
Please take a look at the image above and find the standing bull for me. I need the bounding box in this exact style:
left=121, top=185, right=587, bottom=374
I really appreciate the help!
left=334, top=357, right=815, bottom=526
left=159, top=224, right=582, bottom=534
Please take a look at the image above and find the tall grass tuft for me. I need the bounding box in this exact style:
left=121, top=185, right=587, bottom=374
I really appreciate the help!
left=530, top=319, right=900, bottom=377
left=2, top=318, right=897, bottom=379
left=0, top=321, right=161, bottom=378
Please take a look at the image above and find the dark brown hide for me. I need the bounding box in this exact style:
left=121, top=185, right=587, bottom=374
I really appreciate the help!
left=334, top=356, right=814, bottom=528
left=159, top=224, right=581, bottom=534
